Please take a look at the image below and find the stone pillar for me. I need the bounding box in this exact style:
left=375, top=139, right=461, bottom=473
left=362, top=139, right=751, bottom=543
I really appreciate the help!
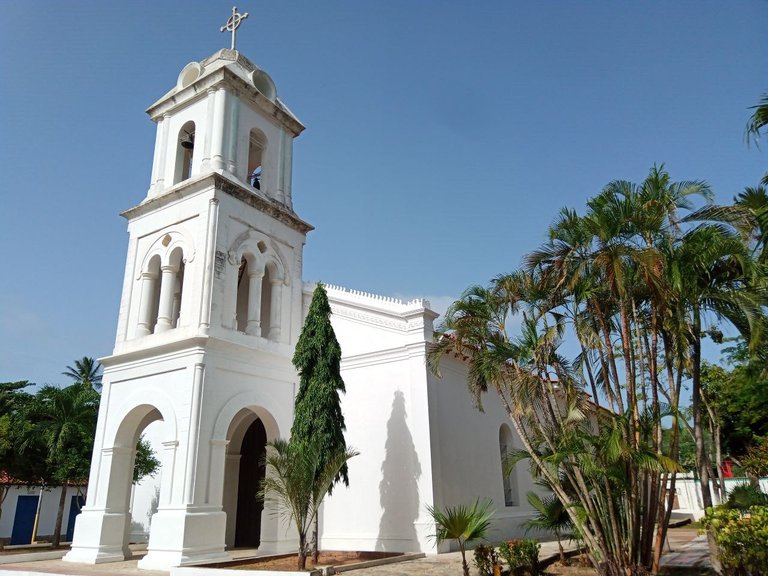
left=201, top=87, right=217, bottom=170
left=184, top=363, right=205, bottom=505
left=268, top=278, right=282, bottom=341
left=148, top=118, right=164, bottom=196
left=246, top=269, right=264, bottom=335
left=136, top=271, right=159, bottom=336
left=154, top=264, right=178, bottom=333
left=159, top=440, right=179, bottom=507
left=199, top=198, right=220, bottom=333
left=172, top=284, right=182, bottom=328
left=207, top=439, right=229, bottom=507
left=155, top=113, right=171, bottom=192
left=226, top=93, right=239, bottom=176
left=211, top=88, right=228, bottom=171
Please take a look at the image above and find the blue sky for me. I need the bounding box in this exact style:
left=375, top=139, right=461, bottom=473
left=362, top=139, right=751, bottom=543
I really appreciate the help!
left=1, top=1, right=766, bottom=386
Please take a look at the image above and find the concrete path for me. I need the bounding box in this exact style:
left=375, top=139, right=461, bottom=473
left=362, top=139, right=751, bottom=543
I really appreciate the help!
left=0, top=531, right=708, bottom=576
left=660, top=533, right=711, bottom=570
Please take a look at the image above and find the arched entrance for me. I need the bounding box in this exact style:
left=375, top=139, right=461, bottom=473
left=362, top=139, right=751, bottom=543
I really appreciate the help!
left=222, top=408, right=274, bottom=549
left=234, top=418, right=266, bottom=547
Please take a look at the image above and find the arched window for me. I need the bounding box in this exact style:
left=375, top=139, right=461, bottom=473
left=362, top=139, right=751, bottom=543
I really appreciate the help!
left=247, top=129, right=266, bottom=191
left=174, top=121, right=196, bottom=184
left=137, top=255, right=162, bottom=336
left=499, top=424, right=518, bottom=507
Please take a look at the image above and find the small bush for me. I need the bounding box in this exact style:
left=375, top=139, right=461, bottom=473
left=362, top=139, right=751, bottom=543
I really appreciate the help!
left=724, top=482, right=768, bottom=510
left=499, top=539, right=540, bottom=576
left=473, top=544, right=500, bottom=576
left=701, top=505, right=768, bottom=575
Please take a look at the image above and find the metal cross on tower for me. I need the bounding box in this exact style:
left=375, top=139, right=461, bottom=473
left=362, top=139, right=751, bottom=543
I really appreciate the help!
left=221, top=6, right=249, bottom=50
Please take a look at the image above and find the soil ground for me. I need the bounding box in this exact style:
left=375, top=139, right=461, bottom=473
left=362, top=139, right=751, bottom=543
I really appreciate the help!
left=213, top=551, right=402, bottom=571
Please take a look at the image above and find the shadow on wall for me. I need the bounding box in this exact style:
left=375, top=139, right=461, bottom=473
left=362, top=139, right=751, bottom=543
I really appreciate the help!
left=376, top=390, right=421, bottom=551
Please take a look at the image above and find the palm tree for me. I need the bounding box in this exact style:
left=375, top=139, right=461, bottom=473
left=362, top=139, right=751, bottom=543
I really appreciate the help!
left=746, top=91, right=768, bottom=144
left=523, top=492, right=573, bottom=565
left=62, top=357, right=102, bottom=391
left=259, top=439, right=358, bottom=570
left=426, top=499, right=494, bottom=576
left=30, top=384, right=99, bottom=546
left=430, top=165, right=736, bottom=575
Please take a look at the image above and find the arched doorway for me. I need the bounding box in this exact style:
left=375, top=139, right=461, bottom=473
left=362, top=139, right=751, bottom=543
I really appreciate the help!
left=222, top=408, right=273, bottom=549
left=234, top=418, right=266, bottom=547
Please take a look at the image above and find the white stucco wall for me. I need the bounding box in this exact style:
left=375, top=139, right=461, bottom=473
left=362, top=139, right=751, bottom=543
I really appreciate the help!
left=0, top=485, right=84, bottom=542
left=428, top=358, right=539, bottom=543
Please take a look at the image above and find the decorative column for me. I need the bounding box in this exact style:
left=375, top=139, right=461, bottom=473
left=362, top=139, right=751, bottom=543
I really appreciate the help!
left=148, top=118, right=164, bottom=196
left=207, top=439, right=229, bottom=506
left=159, top=440, right=179, bottom=507
left=201, top=87, right=217, bottom=170
left=245, top=268, right=263, bottom=335
left=184, top=363, right=205, bottom=505
left=210, top=87, right=228, bottom=171
left=282, top=135, right=294, bottom=209
left=199, top=198, right=220, bottom=333
left=171, top=283, right=182, bottom=328
left=155, top=113, right=171, bottom=192
left=268, top=278, right=282, bottom=341
left=154, top=264, right=179, bottom=333
left=136, top=270, right=159, bottom=336
left=226, top=93, right=239, bottom=175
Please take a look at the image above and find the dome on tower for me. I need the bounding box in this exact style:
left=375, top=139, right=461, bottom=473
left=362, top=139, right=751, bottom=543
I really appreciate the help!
left=147, top=49, right=301, bottom=128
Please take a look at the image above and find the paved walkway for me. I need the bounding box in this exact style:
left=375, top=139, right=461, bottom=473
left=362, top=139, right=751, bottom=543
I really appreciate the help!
left=660, top=532, right=711, bottom=570
left=0, top=530, right=708, bottom=576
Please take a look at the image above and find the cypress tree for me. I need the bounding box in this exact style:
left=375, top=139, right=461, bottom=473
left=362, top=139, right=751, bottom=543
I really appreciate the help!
left=291, top=282, right=349, bottom=559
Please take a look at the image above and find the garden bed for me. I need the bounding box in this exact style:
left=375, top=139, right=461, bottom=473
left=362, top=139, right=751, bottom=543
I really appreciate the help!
left=188, top=550, right=411, bottom=574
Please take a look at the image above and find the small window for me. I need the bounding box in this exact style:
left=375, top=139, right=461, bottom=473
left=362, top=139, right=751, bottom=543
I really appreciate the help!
left=174, top=121, right=196, bottom=184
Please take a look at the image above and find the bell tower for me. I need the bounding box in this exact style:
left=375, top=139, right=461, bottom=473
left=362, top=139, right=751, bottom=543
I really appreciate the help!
left=65, top=12, right=313, bottom=569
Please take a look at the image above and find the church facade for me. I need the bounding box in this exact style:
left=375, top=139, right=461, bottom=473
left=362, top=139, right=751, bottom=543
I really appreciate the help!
left=63, top=45, right=536, bottom=571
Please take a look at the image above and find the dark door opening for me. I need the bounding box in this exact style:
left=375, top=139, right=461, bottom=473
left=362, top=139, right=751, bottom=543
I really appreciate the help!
left=65, top=494, right=85, bottom=543
left=10, top=494, right=39, bottom=545
left=234, top=418, right=267, bottom=548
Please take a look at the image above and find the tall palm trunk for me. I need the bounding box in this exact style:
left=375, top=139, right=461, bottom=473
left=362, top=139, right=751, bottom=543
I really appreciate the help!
left=691, top=308, right=713, bottom=509
left=52, top=481, right=68, bottom=547
left=311, top=514, right=319, bottom=562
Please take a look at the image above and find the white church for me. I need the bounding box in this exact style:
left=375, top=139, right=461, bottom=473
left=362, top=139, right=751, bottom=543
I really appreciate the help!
left=64, top=20, right=536, bottom=570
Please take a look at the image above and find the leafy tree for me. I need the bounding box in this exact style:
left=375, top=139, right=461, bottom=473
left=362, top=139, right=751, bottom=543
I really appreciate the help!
left=290, top=282, right=349, bottom=560
left=740, top=436, right=768, bottom=477
left=426, top=499, right=494, bottom=576
left=0, top=382, right=46, bottom=525
left=62, top=357, right=103, bottom=391
left=134, top=436, right=161, bottom=484
left=701, top=358, right=768, bottom=458
left=260, top=439, right=358, bottom=570
left=30, top=383, right=99, bottom=546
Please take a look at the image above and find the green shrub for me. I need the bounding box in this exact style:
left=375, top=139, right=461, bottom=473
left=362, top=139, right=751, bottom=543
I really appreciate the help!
left=724, top=483, right=768, bottom=510
left=701, top=505, right=768, bottom=575
left=499, top=539, right=540, bottom=576
left=473, top=544, right=500, bottom=576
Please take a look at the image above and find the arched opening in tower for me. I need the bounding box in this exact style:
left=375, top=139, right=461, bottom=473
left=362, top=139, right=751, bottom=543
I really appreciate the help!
left=234, top=418, right=266, bottom=548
